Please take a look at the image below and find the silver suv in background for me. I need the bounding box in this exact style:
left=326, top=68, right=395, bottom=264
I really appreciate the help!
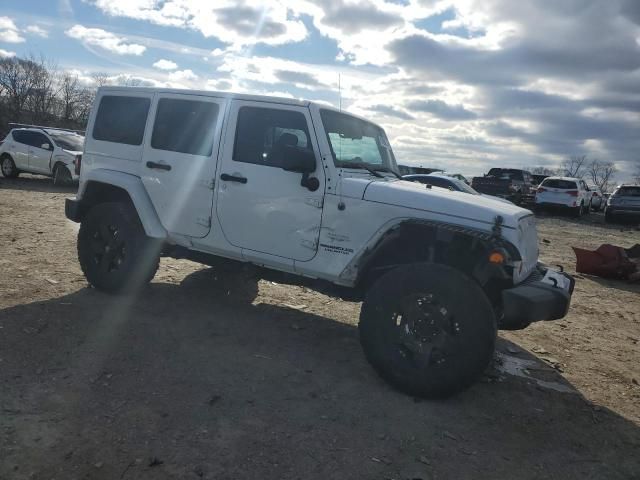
left=0, top=124, right=84, bottom=185
left=605, top=185, right=640, bottom=223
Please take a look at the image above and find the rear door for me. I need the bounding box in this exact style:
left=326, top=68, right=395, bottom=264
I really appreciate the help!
left=26, top=131, right=53, bottom=173
left=215, top=100, right=325, bottom=261
left=141, top=93, right=226, bottom=238
left=10, top=131, right=30, bottom=169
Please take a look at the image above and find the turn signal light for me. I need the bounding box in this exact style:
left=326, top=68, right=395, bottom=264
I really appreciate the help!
left=489, top=251, right=506, bottom=264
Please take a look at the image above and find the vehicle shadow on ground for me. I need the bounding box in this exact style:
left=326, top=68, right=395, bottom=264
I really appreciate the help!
left=0, top=174, right=78, bottom=194
left=583, top=274, right=640, bottom=295
left=1, top=268, right=638, bottom=480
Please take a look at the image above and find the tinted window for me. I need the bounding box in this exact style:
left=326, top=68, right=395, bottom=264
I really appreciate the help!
left=233, top=107, right=311, bottom=167
left=151, top=98, right=220, bottom=156
left=616, top=186, right=640, bottom=197
left=29, top=132, right=51, bottom=149
left=487, top=169, right=524, bottom=181
left=93, top=95, right=150, bottom=145
left=542, top=179, right=577, bottom=189
left=12, top=130, right=27, bottom=144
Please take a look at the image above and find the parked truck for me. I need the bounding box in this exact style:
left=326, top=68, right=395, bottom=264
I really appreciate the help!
left=65, top=87, right=574, bottom=398
left=472, top=168, right=535, bottom=206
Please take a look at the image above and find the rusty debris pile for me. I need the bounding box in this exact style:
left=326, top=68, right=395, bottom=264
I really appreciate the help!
left=573, top=244, right=640, bottom=282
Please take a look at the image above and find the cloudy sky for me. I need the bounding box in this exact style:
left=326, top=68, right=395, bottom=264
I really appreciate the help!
left=1, top=0, right=639, bottom=180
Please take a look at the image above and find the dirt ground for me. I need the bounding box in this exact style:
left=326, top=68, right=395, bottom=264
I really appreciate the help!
left=1, top=175, right=639, bottom=480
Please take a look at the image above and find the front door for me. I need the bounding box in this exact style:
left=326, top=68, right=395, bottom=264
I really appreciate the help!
left=27, top=131, right=53, bottom=173
left=141, top=93, right=226, bottom=238
left=215, top=101, right=325, bottom=261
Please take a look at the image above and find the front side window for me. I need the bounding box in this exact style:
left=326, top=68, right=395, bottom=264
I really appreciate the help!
left=320, top=109, right=398, bottom=172
left=151, top=98, right=220, bottom=156
left=233, top=106, right=311, bottom=167
left=93, top=95, right=150, bottom=146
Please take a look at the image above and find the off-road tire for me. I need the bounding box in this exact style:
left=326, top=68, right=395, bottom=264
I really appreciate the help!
left=1, top=155, right=19, bottom=178
left=78, top=202, right=160, bottom=294
left=359, top=263, right=497, bottom=398
left=53, top=163, right=72, bottom=186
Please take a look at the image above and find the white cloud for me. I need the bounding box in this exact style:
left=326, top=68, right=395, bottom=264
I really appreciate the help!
left=0, top=16, right=25, bottom=43
left=153, top=59, right=178, bottom=70
left=84, top=0, right=307, bottom=49
left=65, top=24, right=146, bottom=55
left=25, top=25, right=49, bottom=38
left=0, top=48, right=16, bottom=58
left=168, top=69, right=198, bottom=82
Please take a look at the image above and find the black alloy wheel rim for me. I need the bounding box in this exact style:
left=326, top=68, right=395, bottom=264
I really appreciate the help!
left=391, top=292, right=460, bottom=369
left=90, top=223, right=126, bottom=273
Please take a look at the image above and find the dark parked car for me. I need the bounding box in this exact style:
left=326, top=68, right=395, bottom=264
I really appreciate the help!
left=605, top=185, right=640, bottom=223
left=471, top=168, right=535, bottom=205
left=403, top=174, right=513, bottom=204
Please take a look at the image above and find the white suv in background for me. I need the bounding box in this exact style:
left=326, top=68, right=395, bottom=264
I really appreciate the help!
left=535, top=176, right=593, bottom=216
left=0, top=126, right=84, bottom=185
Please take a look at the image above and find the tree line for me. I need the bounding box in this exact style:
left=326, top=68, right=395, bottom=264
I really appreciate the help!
left=531, top=156, right=622, bottom=194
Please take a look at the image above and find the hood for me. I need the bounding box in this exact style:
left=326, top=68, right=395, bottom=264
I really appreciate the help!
left=363, top=179, right=530, bottom=228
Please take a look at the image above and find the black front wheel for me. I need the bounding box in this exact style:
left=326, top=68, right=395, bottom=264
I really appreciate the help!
left=359, top=263, right=497, bottom=398
left=78, top=202, right=160, bottom=293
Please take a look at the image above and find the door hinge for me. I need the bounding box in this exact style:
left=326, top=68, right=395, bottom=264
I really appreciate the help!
left=196, top=216, right=211, bottom=228
left=304, top=197, right=324, bottom=208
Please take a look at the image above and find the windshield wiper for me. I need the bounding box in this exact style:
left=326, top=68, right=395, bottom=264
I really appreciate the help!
left=349, top=163, right=384, bottom=178
left=374, top=166, right=403, bottom=180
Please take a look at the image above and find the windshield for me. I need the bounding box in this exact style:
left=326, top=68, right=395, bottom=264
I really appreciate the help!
left=454, top=179, right=478, bottom=195
left=48, top=132, right=85, bottom=151
left=320, top=109, right=398, bottom=173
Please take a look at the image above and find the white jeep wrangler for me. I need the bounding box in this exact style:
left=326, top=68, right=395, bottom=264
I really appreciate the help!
left=66, top=87, right=574, bottom=398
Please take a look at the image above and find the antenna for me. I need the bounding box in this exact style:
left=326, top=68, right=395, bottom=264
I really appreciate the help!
left=338, top=73, right=342, bottom=112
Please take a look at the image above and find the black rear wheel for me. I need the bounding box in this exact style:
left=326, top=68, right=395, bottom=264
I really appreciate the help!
left=359, top=263, right=496, bottom=398
left=53, top=163, right=72, bottom=186
left=78, top=202, right=160, bottom=293
left=1, top=155, right=19, bottom=178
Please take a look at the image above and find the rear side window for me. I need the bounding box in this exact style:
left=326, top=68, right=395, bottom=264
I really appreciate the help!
left=93, top=95, right=150, bottom=145
left=151, top=98, right=220, bottom=156
left=233, top=106, right=311, bottom=167
left=542, top=179, right=577, bottom=189
left=12, top=130, right=27, bottom=144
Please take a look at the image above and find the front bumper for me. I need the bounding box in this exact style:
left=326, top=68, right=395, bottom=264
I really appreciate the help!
left=500, top=264, right=574, bottom=329
left=65, top=197, right=81, bottom=222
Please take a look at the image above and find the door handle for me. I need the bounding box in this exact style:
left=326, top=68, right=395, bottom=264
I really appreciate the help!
left=146, top=161, right=171, bottom=171
left=220, top=173, right=248, bottom=184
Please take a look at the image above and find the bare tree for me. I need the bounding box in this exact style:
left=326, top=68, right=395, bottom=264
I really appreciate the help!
left=531, top=166, right=560, bottom=176
left=588, top=159, right=617, bottom=193
left=560, top=155, right=588, bottom=178
left=633, top=164, right=640, bottom=185
left=91, top=72, right=110, bottom=88
left=0, top=57, right=42, bottom=121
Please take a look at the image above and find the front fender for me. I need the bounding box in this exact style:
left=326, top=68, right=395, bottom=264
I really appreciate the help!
left=76, top=169, right=167, bottom=239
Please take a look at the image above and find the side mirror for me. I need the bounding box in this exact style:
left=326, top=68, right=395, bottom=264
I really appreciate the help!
left=279, top=146, right=316, bottom=174
left=41, top=143, right=50, bottom=150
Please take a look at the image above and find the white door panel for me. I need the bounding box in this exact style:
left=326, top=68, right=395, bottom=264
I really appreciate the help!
left=215, top=100, right=324, bottom=262
left=141, top=93, right=226, bottom=238
left=11, top=138, right=29, bottom=169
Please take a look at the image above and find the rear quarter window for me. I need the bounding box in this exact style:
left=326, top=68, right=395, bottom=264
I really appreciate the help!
left=92, top=95, right=150, bottom=146
left=616, top=187, right=640, bottom=196
left=151, top=98, right=219, bottom=156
